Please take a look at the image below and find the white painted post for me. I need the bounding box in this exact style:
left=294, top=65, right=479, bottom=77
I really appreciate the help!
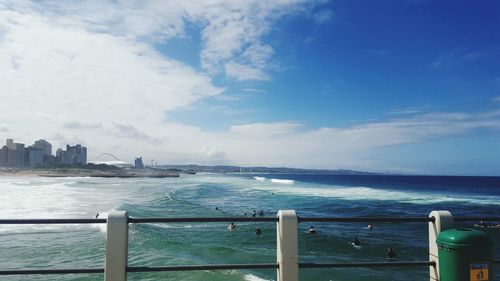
left=105, top=211, right=129, bottom=281
left=277, top=210, right=299, bottom=281
left=428, top=210, right=453, bottom=281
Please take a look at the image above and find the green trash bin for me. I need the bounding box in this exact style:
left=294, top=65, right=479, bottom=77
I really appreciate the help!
left=437, top=228, right=494, bottom=281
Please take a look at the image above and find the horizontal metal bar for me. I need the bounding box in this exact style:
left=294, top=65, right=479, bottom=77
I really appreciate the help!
left=453, top=217, right=500, bottom=222
left=298, top=217, right=434, bottom=223
left=2, top=216, right=499, bottom=225
left=127, top=263, right=278, bottom=272
left=299, top=261, right=435, bottom=268
left=0, top=268, right=104, bottom=275
left=129, top=217, right=278, bottom=223
left=0, top=219, right=106, bottom=224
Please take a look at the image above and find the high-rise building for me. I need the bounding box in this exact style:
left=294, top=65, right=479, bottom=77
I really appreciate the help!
left=56, top=144, right=87, bottom=165
left=25, top=147, right=44, bottom=168
left=5, top=141, right=25, bottom=168
left=33, top=139, right=52, bottom=156
left=134, top=157, right=144, bottom=169
left=0, top=146, right=8, bottom=166
left=6, top=139, right=14, bottom=150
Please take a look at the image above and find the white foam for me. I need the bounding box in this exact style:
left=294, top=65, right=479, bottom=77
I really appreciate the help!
left=244, top=273, right=273, bottom=281
left=270, top=179, right=294, bottom=184
left=250, top=182, right=500, bottom=206
left=254, top=176, right=266, bottom=181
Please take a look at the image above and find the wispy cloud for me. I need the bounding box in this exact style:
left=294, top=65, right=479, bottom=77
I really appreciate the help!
left=112, top=122, right=162, bottom=145
left=63, top=121, right=102, bottom=130
left=0, top=126, right=9, bottom=132
left=230, top=122, right=303, bottom=138
left=243, top=88, right=266, bottom=93
left=428, top=50, right=483, bottom=68
left=312, top=9, right=334, bottom=24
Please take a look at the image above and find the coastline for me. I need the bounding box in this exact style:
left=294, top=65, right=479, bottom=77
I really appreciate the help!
left=0, top=168, right=180, bottom=178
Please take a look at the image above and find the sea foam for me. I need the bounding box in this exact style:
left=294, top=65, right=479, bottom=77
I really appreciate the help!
left=270, top=179, right=294, bottom=184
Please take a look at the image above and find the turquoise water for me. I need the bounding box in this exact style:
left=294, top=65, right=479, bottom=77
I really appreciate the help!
left=1, top=174, right=499, bottom=281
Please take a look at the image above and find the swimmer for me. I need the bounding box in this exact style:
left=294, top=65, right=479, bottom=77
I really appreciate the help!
left=255, top=227, right=262, bottom=236
left=228, top=222, right=236, bottom=231
left=308, top=226, right=316, bottom=234
left=352, top=237, right=361, bottom=246
left=385, top=248, right=397, bottom=259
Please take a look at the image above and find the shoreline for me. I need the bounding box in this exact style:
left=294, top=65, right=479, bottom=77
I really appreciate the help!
left=0, top=168, right=180, bottom=178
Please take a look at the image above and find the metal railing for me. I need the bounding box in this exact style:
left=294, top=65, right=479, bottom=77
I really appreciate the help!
left=0, top=212, right=499, bottom=280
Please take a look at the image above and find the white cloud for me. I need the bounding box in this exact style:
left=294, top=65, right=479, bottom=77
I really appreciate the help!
left=63, top=121, right=102, bottom=130
left=428, top=50, right=483, bottom=68
left=312, top=9, right=334, bottom=24
left=230, top=122, right=303, bottom=138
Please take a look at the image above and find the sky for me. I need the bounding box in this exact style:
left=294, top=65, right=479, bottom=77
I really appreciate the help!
left=1, top=0, right=499, bottom=175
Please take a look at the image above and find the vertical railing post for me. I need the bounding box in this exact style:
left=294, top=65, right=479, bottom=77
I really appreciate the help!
left=428, top=210, right=453, bottom=281
left=277, top=210, right=298, bottom=281
left=105, top=211, right=129, bottom=281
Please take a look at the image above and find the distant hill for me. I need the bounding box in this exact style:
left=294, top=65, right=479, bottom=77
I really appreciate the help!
left=158, top=164, right=376, bottom=175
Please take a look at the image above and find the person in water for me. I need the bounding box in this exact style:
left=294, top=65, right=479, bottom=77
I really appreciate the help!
left=308, top=226, right=316, bottom=234
left=367, top=223, right=373, bottom=230
left=258, top=210, right=265, bottom=216
left=353, top=237, right=361, bottom=246
left=255, top=227, right=262, bottom=236
left=252, top=210, right=257, bottom=217
left=228, top=222, right=236, bottom=231
left=95, top=213, right=99, bottom=219
left=385, top=248, right=396, bottom=259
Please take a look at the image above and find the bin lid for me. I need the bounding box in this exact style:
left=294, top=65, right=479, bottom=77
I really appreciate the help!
left=437, top=228, right=492, bottom=246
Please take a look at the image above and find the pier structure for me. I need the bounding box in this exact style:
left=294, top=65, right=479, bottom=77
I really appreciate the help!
left=0, top=210, right=498, bottom=281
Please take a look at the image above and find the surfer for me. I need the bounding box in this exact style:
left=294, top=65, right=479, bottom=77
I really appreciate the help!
left=308, top=226, right=316, bottom=234
left=95, top=213, right=99, bottom=219
left=385, top=248, right=397, bottom=259
left=255, top=227, right=262, bottom=236
left=252, top=210, right=257, bottom=217
left=367, top=223, right=373, bottom=230
left=228, top=222, right=236, bottom=231
left=352, top=237, right=361, bottom=246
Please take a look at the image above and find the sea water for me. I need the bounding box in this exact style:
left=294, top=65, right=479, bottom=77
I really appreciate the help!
left=0, top=174, right=499, bottom=281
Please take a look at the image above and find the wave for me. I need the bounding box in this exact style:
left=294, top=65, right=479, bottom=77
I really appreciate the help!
left=254, top=176, right=266, bottom=181
left=270, top=179, right=294, bottom=184
left=244, top=274, right=272, bottom=281
left=249, top=184, right=500, bottom=206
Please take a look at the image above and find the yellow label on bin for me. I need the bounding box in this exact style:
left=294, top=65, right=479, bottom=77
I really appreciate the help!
left=470, top=262, right=489, bottom=281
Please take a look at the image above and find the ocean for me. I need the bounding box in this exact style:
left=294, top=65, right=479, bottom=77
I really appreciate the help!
left=0, top=173, right=499, bottom=281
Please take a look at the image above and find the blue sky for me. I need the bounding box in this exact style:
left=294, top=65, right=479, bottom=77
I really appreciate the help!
left=1, top=0, right=499, bottom=175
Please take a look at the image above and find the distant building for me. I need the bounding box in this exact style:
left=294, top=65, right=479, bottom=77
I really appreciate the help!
left=56, top=144, right=87, bottom=165
left=33, top=139, right=52, bottom=156
left=4, top=140, right=25, bottom=168
left=0, top=146, right=8, bottom=166
left=134, top=157, right=144, bottom=169
left=25, top=147, right=44, bottom=168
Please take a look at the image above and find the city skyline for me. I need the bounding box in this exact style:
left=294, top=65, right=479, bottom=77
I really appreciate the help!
left=1, top=1, right=500, bottom=175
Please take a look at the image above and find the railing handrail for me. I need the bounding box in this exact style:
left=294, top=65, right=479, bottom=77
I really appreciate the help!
left=2, top=216, right=500, bottom=224
left=128, top=217, right=278, bottom=223
left=3, top=260, right=500, bottom=276
left=0, top=218, right=107, bottom=224
left=2, top=212, right=500, bottom=280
